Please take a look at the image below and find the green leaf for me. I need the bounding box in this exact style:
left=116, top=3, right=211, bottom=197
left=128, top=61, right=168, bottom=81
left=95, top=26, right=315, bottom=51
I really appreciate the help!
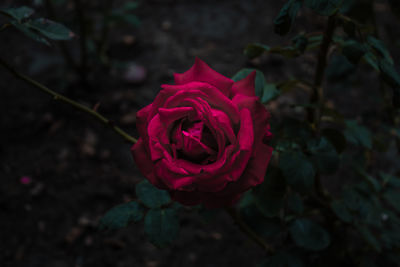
left=292, top=34, right=308, bottom=53
left=288, top=193, right=304, bottom=214
left=0, top=6, right=34, bottom=22
left=240, top=193, right=283, bottom=238
left=244, top=43, right=271, bottom=59
left=136, top=180, right=171, bottom=208
left=355, top=167, right=381, bottom=192
left=290, top=219, right=331, bottom=251
left=321, top=128, right=347, bottom=153
left=367, top=36, right=394, bottom=64
left=383, top=190, right=400, bottom=213
left=308, top=137, right=340, bottom=175
left=274, top=0, right=302, bottom=36
left=10, top=21, right=50, bottom=45
left=27, top=18, right=74, bottom=40
left=331, top=200, right=352, bottom=223
left=304, top=0, right=341, bottom=16
left=342, top=40, right=366, bottom=65
left=99, top=201, right=144, bottom=230
left=327, top=54, right=356, bottom=80
left=279, top=151, right=315, bottom=192
left=379, top=59, right=400, bottom=89
left=261, top=83, right=280, bottom=103
left=259, top=252, right=303, bottom=267
left=344, top=120, right=372, bottom=149
left=253, top=167, right=286, bottom=218
left=358, top=225, right=382, bottom=252
left=144, top=208, right=179, bottom=248
left=380, top=172, right=400, bottom=188
left=232, top=68, right=266, bottom=98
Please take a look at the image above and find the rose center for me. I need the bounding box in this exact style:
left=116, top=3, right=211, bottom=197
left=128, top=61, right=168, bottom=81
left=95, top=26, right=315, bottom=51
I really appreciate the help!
left=171, top=120, right=217, bottom=163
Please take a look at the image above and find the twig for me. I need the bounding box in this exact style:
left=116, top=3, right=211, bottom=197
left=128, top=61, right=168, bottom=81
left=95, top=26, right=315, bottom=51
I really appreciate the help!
left=307, top=14, right=337, bottom=133
left=0, top=57, right=137, bottom=144
left=225, top=207, right=275, bottom=254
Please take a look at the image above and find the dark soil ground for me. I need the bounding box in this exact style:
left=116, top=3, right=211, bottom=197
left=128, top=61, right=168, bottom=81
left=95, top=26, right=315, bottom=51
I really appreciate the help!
left=1, top=0, right=399, bottom=266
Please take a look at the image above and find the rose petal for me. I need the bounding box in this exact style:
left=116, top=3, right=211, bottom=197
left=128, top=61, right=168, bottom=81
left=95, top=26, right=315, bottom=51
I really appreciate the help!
left=231, top=70, right=256, bottom=97
left=173, top=58, right=234, bottom=96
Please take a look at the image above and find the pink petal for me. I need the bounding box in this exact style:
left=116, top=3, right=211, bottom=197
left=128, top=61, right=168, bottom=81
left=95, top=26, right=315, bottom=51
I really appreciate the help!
left=131, top=139, right=161, bottom=187
left=173, top=58, right=234, bottom=96
left=231, top=70, right=256, bottom=97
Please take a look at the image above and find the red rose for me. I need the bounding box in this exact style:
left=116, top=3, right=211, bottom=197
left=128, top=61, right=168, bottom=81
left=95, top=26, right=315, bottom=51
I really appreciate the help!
left=131, top=58, right=273, bottom=208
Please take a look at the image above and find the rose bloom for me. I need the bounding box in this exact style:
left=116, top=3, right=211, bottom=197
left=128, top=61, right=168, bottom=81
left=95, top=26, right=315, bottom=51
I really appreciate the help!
left=131, top=58, right=273, bottom=208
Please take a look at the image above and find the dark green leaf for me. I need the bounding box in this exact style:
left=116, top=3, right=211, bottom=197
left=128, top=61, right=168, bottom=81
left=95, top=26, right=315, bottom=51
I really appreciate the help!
left=259, top=252, right=303, bottom=267
left=367, top=36, right=394, bottom=64
left=322, top=128, right=347, bottom=153
left=10, top=21, right=50, bottom=45
left=344, top=120, right=372, bottom=149
left=342, top=40, right=366, bottom=65
left=384, top=190, right=400, bottom=213
left=308, top=137, right=340, bottom=174
left=274, top=0, right=302, bottom=36
left=331, top=200, right=352, bottom=223
left=290, top=219, right=331, bottom=251
left=261, top=83, right=281, bottom=103
left=379, top=59, right=400, bottom=91
left=0, top=6, right=34, bottom=22
left=363, top=52, right=380, bottom=72
left=327, top=54, right=356, bottom=80
left=380, top=172, right=400, bottom=188
left=292, top=34, right=308, bottom=53
left=279, top=151, right=315, bottom=192
left=244, top=43, right=271, bottom=59
left=355, top=167, right=381, bottom=192
left=358, top=225, right=382, bottom=252
left=99, top=201, right=144, bottom=230
left=144, top=208, right=179, bottom=248
left=27, top=18, right=74, bottom=40
left=232, top=68, right=266, bottom=98
left=288, top=193, right=304, bottom=214
left=304, top=0, right=341, bottom=16
left=240, top=193, right=283, bottom=238
left=136, top=180, right=171, bottom=208
left=253, top=167, right=286, bottom=218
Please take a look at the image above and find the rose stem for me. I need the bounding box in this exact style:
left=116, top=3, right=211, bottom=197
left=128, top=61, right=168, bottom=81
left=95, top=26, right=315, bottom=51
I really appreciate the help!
left=225, top=207, right=275, bottom=254
left=306, top=13, right=337, bottom=134
left=306, top=13, right=337, bottom=200
left=0, top=56, right=137, bottom=144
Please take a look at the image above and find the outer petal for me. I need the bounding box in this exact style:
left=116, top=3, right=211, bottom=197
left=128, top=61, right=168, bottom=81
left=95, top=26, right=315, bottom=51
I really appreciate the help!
left=131, top=139, right=160, bottom=187
left=173, top=58, right=234, bottom=96
left=231, top=71, right=256, bottom=97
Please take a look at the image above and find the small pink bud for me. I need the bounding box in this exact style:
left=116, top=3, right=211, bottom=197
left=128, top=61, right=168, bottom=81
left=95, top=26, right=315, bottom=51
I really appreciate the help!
left=20, top=176, right=32, bottom=185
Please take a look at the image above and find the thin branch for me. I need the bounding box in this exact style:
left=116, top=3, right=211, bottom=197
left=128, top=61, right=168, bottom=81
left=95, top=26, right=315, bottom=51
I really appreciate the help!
left=225, top=207, right=275, bottom=254
left=0, top=57, right=137, bottom=144
left=307, top=14, right=337, bottom=133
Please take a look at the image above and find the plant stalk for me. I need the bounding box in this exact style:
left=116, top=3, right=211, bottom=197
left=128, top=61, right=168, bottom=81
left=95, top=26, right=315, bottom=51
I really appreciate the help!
left=0, top=57, right=137, bottom=144
left=307, top=14, right=337, bottom=133
left=225, top=207, right=274, bottom=254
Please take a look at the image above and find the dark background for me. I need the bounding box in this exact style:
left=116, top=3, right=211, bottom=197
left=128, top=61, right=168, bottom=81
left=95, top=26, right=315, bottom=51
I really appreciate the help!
left=1, top=0, right=399, bottom=266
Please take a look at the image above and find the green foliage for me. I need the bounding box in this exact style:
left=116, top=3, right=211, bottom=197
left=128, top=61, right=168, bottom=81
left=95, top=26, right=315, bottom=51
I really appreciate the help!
left=0, top=6, right=74, bottom=45
left=308, top=137, right=340, bottom=175
left=99, top=201, right=144, bottom=230
left=144, top=208, right=180, bottom=248
left=274, top=0, right=302, bottom=36
left=341, top=40, right=366, bottom=65
left=344, top=120, right=372, bottom=149
left=290, top=219, right=331, bottom=251
left=0, top=6, right=34, bottom=22
left=136, top=180, right=171, bottom=208
left=279, top=151, right=315, bottom=192
left=108, top=2, right=140, bottom=27
left=253, top=167, right=286, bottom=217
left=304, top=0, right=341, bottom=16
left=232, top=68, right=266, bottom=98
